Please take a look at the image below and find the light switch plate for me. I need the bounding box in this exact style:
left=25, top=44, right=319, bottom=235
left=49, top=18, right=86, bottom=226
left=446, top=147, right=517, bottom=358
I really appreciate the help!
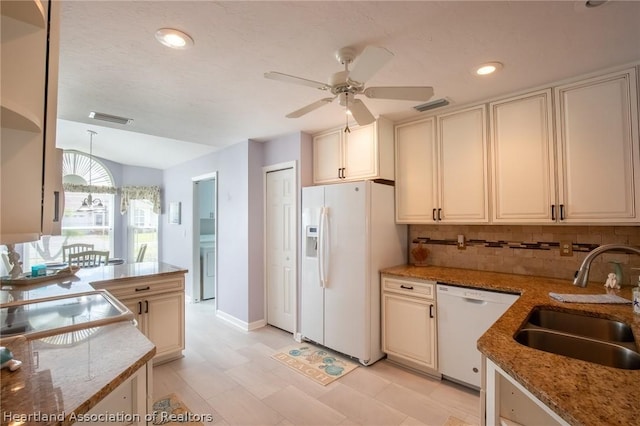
left=560, top=241, right=573, bottom=257
left=457, top=234, right=466, bottom=250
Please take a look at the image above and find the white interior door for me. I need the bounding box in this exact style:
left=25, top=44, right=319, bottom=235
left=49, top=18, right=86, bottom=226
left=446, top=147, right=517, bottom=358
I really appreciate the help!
left=266, top=167, right=296, bottom=332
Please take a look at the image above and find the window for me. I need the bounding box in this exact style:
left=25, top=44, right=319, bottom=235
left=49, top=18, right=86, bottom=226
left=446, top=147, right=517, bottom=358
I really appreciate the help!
left=22, top=151, right=115, bottom=267
left=128, top=199, right=158, bottom=263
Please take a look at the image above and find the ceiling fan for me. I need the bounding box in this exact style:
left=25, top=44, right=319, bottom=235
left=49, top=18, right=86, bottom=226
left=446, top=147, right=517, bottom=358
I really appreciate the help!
left=265, top=46, right=434, bottom=127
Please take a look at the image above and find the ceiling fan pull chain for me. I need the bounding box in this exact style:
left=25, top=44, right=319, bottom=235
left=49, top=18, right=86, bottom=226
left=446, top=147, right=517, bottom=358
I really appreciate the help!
left=344, top=93, right=350, bottom=133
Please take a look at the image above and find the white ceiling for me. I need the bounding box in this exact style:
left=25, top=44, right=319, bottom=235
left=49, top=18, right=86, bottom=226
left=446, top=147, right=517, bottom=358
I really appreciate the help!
left=55, top=1, right=640, bottom=170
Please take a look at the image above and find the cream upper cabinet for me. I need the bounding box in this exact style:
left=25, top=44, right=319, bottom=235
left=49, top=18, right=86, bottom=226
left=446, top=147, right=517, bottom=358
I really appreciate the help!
left=395, top=118, right=437, bottom=223
left=437, top=105, right=489, bottom=223
left=312, top=117, right=394, bottom=184
left=490, top=89, right=556, bottom=223
left=1, top=0, right=61, bottom=243
left=554, top=68, right=640, bottom=223
left=395, top=105, right=488, bottom=223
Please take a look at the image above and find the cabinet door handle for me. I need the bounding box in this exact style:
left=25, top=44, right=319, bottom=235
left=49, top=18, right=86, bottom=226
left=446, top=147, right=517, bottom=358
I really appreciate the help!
left=135, top=286, right=150, bottom=292
left=400, top=284, right=414, bottom=290
left=551, top=204, right=556, bottom=221
left=429, top=304, right=434, bottom=318
left=559, top=204, right=565, bottom=221
left=137, top=301, right=142, bottom=315
left=437, top=208, right=442, bottom=221
left=342, top=167, right=346, bottom=179
left=432, top=208, right=437, bottom=221
left=53, top=191, right=60, bottom=222
left=145, top=300, right=149, bottom=314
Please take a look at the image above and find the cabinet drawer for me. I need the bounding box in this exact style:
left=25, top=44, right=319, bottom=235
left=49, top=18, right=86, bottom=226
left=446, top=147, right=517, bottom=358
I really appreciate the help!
left=96, top=276, right=184, bottom=300
left=382, top=276, right=435, bottom=300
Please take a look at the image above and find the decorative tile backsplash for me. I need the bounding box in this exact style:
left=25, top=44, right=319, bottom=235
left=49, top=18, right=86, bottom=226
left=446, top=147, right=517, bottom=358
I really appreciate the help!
left=409, top=225, right=640, bottom=286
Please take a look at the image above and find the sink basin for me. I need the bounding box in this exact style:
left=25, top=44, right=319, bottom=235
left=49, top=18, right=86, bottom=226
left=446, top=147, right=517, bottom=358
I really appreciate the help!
left=515, top=328, right=640, bottom=370
left=527, top=308, right=634, bottom=342
left=0, top=290, right=134, bottom=340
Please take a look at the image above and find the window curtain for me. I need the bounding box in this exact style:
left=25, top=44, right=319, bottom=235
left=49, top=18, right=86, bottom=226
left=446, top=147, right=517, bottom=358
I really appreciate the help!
left=63, top=183, right=118, bottom=195
left=120, top=186, right=161, bottom=215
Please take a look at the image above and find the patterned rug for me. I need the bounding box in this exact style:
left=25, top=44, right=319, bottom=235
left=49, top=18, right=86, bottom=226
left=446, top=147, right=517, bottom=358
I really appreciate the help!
left=151, top=393, right=204, bottom=425
left=271, top=343, right=359, bottom=386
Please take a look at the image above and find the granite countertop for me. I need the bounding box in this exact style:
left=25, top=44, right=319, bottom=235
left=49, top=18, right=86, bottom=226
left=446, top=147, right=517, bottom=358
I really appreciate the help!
left=1, top=262, right=188, bottom=302
left=381, top=264, right=640, bottom=426
left=0, top=262, right=187, bottom=425
left=1, top=323, right=155, bottom=425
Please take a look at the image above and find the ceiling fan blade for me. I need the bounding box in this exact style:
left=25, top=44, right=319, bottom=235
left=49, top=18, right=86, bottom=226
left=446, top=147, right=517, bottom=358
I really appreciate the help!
left=348, top=46, right=394, bottom=85
left=349, top=99, right=376, bottom=126
left=264, top=71, right=330, bottom=91
left=364, top=86, right=434, bottom=101
left=286, top=97, right=335, bottom=118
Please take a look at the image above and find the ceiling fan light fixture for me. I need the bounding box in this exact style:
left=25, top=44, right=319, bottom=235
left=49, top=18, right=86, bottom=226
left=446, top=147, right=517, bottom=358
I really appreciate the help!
left=475, top=62, right=503, bottom=76
left=155, top=28, right=194, bottom=49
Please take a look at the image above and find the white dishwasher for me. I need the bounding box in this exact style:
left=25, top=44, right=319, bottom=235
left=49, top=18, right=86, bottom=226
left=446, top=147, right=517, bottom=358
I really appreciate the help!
left=437, top=284, right=518, bottom=389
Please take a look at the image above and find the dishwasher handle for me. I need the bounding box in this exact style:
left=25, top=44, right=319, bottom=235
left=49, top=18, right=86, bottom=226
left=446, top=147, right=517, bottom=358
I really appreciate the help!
left=462, top=297, right=488, bottom=305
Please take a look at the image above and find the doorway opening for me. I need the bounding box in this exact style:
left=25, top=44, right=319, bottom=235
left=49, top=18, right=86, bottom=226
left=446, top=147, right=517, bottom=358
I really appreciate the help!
left=192, top=172, right=217, bottom=304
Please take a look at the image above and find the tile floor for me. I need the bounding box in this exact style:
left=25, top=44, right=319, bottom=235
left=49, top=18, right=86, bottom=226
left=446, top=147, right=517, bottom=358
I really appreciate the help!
left=153, top=301, right=481, bottom=425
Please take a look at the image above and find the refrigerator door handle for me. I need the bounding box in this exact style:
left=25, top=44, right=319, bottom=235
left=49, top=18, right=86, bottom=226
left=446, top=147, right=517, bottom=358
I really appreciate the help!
left=318, top=207, right=330, bottom=288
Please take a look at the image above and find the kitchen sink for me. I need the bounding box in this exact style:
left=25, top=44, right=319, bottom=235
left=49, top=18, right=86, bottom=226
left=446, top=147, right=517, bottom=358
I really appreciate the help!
left=515, top=328, right=640, bottom=370
left=515, top=307, right=639, bottom=370
left=0, top=290, right=134, bottom=341
left=527, top=308, right=634, bottom=342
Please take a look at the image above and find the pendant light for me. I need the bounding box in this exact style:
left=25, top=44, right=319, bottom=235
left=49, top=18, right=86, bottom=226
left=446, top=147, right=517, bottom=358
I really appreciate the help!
left=77, top=130, right=105, bottom=212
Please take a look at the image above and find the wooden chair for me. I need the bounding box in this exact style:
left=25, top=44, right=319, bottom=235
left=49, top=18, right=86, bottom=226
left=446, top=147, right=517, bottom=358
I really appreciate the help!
left=62, top=243, right=94, bottom=263
left=136, top=244, right=148, bottom=263
left=68, top=250, right=109, bottom=268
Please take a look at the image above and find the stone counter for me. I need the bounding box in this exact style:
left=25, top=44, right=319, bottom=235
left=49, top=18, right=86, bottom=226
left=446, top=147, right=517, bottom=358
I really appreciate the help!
left=0, top=262, right=187, bottom=302
left=0, top=262, right=187, bottom=425
left=1, top=322, right=155, bottom=425
left=381, top=264, right=640, bottom=426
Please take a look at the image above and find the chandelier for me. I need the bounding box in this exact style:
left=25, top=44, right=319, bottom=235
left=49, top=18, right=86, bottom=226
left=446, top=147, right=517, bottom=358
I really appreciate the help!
left=77, top=130, right=105, bottom=212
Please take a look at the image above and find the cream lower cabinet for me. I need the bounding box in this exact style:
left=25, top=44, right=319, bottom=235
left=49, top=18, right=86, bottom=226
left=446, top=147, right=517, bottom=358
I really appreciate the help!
left=381, top=275, right=437, bottom=374
left=95, top=276, right=185, bottom=364
left=74, top=363, right=150, bottom=426
left=395, top=105, right=489, bottom=223
left=313, top=117, right=394, bottom=184
left=483, top=358, right=568, bottom=426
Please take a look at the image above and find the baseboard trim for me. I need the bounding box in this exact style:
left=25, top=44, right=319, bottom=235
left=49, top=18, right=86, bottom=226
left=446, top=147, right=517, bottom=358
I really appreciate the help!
left=215, top=310, right=266, bottom=331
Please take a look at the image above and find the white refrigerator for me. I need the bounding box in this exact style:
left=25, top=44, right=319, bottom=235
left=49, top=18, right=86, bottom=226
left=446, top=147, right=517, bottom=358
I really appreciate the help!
left=301, top=181, right=407, bottom=365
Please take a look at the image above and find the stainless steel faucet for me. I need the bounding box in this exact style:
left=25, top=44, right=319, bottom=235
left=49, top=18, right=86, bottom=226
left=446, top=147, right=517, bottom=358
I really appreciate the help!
left=573, top=244, right=640, bottom=287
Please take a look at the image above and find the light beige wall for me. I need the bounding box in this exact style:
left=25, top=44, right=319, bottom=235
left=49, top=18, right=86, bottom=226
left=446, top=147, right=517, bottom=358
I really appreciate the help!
left=409, top=225, right=640, bottom=286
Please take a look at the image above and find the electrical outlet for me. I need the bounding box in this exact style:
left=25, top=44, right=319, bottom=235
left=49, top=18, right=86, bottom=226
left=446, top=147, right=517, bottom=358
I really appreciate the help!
left=560, top=241, right=573, bottom=257
left=457, top=234, right=466, bottom=250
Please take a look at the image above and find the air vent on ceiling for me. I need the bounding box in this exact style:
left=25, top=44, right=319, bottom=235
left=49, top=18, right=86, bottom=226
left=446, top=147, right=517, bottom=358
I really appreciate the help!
left=89, top=111, right=133, bottom=125
left=413, top=98, right=450, bottom=112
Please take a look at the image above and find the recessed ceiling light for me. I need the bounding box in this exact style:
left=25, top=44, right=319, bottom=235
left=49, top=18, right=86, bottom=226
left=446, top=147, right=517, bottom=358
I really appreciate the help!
left=155, top=28, right=194, bottom=49
left=475, top=62, right=503, bottom=76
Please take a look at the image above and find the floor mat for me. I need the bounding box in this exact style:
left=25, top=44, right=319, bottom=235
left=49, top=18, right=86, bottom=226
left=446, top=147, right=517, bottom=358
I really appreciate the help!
left=151, top=393, right=204, bottom=425
left=272, top=343, right=359, bottom=386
